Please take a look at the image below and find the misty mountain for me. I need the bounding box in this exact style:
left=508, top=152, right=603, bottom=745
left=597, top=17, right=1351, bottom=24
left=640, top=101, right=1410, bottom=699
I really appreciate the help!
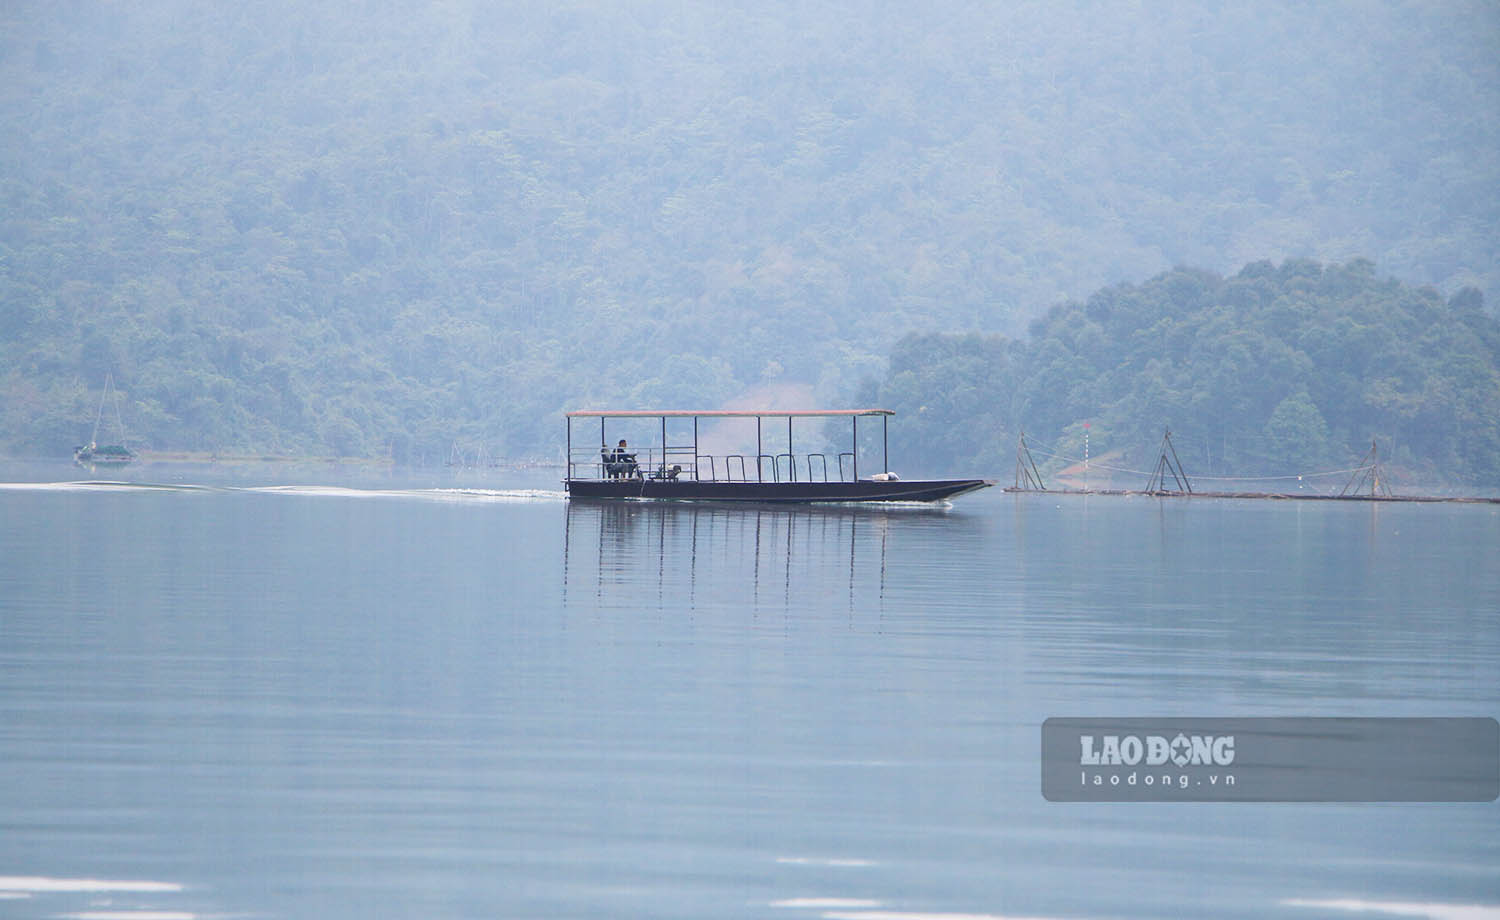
left=2, top=1, right=1496, bottom=461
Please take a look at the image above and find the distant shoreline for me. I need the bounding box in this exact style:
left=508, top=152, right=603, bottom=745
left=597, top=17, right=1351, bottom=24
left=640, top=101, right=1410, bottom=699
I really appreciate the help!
left=7, top=452, right=563, bottom=471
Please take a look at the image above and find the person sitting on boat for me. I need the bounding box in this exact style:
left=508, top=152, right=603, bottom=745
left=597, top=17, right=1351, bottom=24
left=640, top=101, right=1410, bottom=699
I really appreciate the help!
left=603, top=439, right=638, bottom=479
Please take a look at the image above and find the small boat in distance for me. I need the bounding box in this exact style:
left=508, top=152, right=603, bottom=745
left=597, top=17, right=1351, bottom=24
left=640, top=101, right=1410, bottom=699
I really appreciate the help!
left=564, top=409, right=992, bottom=503
left=73, top=443, right=135, bottom=467
left=74, top=373, right=136, bottom=468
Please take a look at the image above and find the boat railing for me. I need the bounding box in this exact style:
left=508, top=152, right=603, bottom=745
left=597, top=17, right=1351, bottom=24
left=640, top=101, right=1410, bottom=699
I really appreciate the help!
left=696, top=454, right=751, bottom=482
left=758, top=454, right=791, bottom=482
left=569, top=445, right=862, bottom=484
left=662, top=445, right=696, bottom=478
left=568, top=446, right=696, bottom=481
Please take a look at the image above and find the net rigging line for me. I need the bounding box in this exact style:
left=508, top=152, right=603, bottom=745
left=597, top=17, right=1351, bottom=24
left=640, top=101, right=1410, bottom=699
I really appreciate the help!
left=1162, top=430, right=1359, bottom=470
left=1023, top=446, right=1376, bottom=483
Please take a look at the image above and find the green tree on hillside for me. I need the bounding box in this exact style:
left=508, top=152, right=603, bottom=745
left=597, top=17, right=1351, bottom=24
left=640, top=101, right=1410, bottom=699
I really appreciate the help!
left=863, top=260, right=1500, bottom=488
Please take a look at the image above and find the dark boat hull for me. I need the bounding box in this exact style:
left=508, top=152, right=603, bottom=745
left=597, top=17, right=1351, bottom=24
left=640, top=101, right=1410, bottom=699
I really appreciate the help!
left=74, top=448, right=134, bottom=467
left=565, top=478, right=993, bottom=503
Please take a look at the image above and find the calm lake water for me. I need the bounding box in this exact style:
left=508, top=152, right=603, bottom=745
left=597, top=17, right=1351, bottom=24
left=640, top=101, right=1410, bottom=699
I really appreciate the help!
left=1, top=463, right=1497, bottom=919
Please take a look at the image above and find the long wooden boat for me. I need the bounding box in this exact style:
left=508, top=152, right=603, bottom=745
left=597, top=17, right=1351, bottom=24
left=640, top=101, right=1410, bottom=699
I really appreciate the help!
left=564, top=409, right=992, bottom=503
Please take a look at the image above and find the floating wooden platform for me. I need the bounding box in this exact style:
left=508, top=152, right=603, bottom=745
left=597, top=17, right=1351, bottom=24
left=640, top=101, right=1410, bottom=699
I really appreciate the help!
left=1003, top=487, right=1500, bottom=504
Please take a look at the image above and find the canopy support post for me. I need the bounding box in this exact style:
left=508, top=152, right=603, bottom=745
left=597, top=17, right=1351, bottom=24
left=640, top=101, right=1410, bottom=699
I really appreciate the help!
left=787, top=416, right=795, bottom=482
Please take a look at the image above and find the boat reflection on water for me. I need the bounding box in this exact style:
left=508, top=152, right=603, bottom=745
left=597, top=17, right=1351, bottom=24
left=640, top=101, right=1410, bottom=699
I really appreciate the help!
left=562, top=500, right=960, bottom=615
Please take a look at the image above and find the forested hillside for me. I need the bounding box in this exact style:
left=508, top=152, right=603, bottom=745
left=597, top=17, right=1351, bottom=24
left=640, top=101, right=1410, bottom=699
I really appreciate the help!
left=862, top=261, right=1500, bottom=488
left=2, top=2, right=1496, bottom=461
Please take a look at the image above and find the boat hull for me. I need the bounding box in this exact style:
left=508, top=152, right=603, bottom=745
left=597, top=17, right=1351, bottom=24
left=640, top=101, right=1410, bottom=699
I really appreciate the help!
left=565, top=478, right=993, bottom=503
left=74, top=449, right=134, bottom=467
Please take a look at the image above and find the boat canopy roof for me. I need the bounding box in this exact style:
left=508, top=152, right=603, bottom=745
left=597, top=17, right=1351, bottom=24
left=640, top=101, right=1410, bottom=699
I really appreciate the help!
left=566, top=408, right=894, bottom=419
